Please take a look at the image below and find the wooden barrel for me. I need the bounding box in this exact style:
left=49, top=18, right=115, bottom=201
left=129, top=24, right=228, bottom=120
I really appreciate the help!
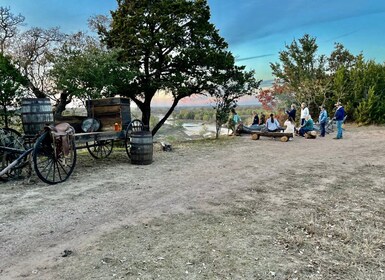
left=21, top=98, right=53, bottom=136
left=130, top=131, right=153, bottom=165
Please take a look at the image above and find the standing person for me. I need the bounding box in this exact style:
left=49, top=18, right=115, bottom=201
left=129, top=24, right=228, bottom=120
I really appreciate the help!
left=266, top=113, right=281, bottom=132
left=252, top=111, right=259, bottom=125
left=300, top=102, right=309, bottom=126
left=259, top=113, right=266, bottom=125
left=318, top=105, right=328, bottom=137
left=286, top=104, right=297, bottom=122
left=227, top=108, right=241, bottom=135
left=333, top=102, right=345, bottom=139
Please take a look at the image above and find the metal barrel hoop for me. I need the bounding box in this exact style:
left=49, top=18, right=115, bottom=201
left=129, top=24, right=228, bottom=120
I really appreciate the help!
left=124, top=119, right=144, bottom=158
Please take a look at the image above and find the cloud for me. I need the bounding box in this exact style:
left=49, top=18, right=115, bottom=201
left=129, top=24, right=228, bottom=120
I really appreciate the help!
left=235, top=54, right=275, bottom=62
left=323, top=30, right=358, bottom=43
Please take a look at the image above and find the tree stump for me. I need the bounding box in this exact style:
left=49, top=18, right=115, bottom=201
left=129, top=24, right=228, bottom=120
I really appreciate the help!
left=251, top=133, right=260, bottom=140
left=305, top=130, right=317, bottom=139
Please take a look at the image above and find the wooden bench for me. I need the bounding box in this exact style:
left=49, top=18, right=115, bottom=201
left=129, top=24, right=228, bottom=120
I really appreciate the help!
left=251, top=131, right=294, bottom=142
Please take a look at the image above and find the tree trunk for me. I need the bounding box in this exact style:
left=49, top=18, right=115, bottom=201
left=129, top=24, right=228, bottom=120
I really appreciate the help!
left=215, top=120, right=222, bottom=139
left=2, top=104, right=8, bottom=128
left=53, top=92, right=71, bottom=120
left=28, top=80, right=46, bottom=98
left=152, top=97, right=180, bottom=136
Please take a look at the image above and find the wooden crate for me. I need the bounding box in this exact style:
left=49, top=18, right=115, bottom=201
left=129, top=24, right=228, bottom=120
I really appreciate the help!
left=86, top=97, right=131, bottom=131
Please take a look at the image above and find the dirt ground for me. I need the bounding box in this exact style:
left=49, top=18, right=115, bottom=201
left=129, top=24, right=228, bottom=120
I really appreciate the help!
left=1, top=124, right=385, bottom=280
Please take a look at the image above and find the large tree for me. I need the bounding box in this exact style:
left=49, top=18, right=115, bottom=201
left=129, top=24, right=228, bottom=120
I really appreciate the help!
left=270, top=34, right=329, bottom=109
left=101, top=0, right=237, bottom=135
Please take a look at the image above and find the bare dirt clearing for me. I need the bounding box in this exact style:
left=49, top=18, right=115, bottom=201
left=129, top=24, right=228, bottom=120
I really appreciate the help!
left=1, top=125, right=385, bottom=279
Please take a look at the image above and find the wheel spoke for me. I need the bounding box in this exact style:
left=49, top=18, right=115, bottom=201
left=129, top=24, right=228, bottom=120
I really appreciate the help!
left=33, top=132, right=76, bottom=184
left=86, top=140, right=113, bottom=159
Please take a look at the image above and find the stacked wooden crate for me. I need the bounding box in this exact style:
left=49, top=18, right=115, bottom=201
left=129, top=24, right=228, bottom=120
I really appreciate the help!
left=86, top=97, right=131, bottom=131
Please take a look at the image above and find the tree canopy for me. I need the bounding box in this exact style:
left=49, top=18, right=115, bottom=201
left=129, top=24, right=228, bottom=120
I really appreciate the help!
left=269, top=34, right=385, bottom=125
left=101, top=0, right=243, bottom=135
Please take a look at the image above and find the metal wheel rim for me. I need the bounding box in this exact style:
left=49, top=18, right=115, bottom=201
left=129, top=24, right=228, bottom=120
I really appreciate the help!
left=33, top=132, right=77, bottom=184
left=86, top=140, right=114, bottom=159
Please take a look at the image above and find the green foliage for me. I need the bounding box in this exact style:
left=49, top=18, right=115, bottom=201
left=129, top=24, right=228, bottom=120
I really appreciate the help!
left=0, top=53, right=27, bottom=127
left=271, top=35, right=385, bottom=125
left=270, top=34, right=329, bottom=107
left=50, top=35, right=136, bottom=104
left=338, top=58, right=385, bottom=124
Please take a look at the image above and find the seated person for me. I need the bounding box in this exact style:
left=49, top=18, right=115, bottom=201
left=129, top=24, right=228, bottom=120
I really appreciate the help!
left=241, top=123, right=265, bottom=133
left=284, top=117, right=295, bottom=134
left=252, top=111, right=259, bottom=125
left=259, top=113, right=266, bottom=125
left=266, top=113, right=282, bottom=132
left=298, top=115, right=314, bottom=136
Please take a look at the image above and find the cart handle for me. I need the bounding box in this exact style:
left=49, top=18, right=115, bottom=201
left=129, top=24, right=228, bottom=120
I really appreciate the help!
left=0, top=148, right=33, bottom=177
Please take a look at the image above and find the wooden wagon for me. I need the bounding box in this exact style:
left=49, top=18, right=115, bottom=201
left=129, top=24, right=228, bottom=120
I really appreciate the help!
left=1, top=97, right=149, bottom=184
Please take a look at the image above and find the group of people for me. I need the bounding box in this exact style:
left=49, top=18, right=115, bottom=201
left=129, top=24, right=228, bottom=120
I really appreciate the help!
left=228, top=101, right=346, bottom=139
left=295, top=102, right=345, bottom=139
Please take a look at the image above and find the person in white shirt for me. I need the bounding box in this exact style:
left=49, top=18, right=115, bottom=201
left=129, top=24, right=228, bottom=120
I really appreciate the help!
left=300, top=102, right=309, bottom=126
left=284, top=117, right=295, bottom=134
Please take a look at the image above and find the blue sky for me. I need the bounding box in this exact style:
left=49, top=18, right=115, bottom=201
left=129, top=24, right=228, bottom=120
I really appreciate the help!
left=2, top=0, right=385, bottom=96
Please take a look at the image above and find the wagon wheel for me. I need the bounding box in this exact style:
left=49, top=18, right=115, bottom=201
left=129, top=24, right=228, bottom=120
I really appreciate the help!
left=0, top=128, right=28, bottom=180
left=86, top=140, right=114, bottom=159
left=33, top=131, right=76, bottom=184
left=124, top=119, right=144, bottom=158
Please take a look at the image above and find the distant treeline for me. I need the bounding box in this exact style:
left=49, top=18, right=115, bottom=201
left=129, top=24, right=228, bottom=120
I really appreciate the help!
left=172, top=106, right=270, bottom=124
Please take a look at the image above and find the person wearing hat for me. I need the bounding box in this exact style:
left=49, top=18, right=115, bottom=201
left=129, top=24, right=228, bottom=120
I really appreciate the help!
left=333, top=101, right=345, bottom=139
left=318, top=105, right=328, bottom=137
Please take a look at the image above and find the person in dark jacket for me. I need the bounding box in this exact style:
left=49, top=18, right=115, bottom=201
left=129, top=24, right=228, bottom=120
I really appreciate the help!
left=252, top=111, right=259, bottom=125
left=286, top=104, right=297, bottom=122
left=333, top=102, right=345, bottom=139
left=259, top=113, right=266, bottom=125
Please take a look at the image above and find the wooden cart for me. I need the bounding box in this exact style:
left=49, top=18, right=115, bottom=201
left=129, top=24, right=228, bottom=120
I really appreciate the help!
left=1, top=98, right=146, bottom=184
